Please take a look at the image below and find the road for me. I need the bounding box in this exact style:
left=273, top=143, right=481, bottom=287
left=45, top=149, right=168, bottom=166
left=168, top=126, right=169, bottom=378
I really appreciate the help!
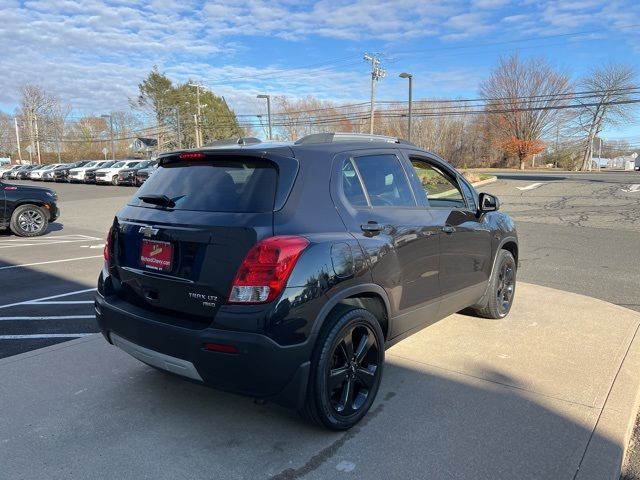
left=0, top=172, right=638, bottom=478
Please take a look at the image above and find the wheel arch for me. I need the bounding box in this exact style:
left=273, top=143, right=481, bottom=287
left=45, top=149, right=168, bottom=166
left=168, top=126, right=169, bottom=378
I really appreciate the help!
left=311, top=284, right=391, bottom=340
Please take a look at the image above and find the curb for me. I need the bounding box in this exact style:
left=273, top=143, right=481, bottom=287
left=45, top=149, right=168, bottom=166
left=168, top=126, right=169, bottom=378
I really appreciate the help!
left=575, top=321, right=640, bottom=480
left=470, top=176, right=497, bottom=189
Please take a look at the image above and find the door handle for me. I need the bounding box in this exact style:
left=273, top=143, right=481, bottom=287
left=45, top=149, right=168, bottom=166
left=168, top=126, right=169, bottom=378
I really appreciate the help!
left=361, top=222, right=383, bottom=232
left=441, top=225, right=456, bottom=234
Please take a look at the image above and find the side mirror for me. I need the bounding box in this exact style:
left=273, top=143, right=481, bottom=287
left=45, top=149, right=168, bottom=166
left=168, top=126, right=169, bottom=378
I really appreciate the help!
left=478, top=192, right=500, bottom=213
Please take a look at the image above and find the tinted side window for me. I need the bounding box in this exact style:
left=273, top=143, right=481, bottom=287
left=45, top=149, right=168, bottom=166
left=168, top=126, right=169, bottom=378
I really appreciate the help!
left=410, top=159, right=465, bottom=208
left=342, top=160, right=368, bottom=207
left=353, top=154, right=415, bottom=207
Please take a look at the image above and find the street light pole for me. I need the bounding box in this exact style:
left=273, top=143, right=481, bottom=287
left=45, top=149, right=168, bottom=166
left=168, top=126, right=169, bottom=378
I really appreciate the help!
left=256, top=94, right=272, bottom=140
left=399, top=72, right=413, bottom=142
left=101, top=114, right=115, bottom=160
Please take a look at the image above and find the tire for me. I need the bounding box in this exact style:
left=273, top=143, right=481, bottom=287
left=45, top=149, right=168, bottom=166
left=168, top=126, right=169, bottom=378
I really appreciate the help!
left=473, top=249, right=517, bottom=319
left=112, top=175, right=119, bottom=186
left=10, top=204, right=49, bottom=237
left=300, top=306, right=384, bottom=430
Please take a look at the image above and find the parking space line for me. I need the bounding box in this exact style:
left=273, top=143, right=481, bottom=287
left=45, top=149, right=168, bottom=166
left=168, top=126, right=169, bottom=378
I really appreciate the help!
left=0, top=288, right=96, bottom=310
left=29, top=301, right=94, bottom=305
left=0, top=255, right=103, bottom=271
left=0, top=334, right=93, bottom=339
left=0, top=315, right=95, bottom=321
left=516, top=182, right=544, bottom=191
left=0, top=240, right=103, bottom=249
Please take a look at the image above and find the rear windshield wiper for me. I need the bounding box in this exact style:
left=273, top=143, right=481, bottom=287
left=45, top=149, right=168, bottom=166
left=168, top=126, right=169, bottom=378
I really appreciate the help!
left=138, top=194, right=175, bottom=208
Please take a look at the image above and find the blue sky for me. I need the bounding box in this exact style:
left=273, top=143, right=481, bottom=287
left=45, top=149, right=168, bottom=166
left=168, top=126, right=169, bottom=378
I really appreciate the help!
left=1, top=0, right=639, bottom=138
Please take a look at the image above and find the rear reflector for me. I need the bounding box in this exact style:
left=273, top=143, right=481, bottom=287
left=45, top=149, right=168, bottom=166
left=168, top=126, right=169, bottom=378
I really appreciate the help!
left=179, top=152, right=206, bottom=160
left=204, top=343, right=239, bottom=354
left=228, top=236, right=309, bottom=304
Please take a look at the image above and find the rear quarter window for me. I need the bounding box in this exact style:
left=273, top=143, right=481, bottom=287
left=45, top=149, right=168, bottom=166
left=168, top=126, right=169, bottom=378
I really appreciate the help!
left=130, top=159, right=278, bottom=213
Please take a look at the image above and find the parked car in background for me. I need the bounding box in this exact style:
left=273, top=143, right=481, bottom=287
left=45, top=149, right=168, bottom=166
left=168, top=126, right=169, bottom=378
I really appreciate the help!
left=30, top=164, right=65, bottom=181
left=0, top=178, right=59, bottom=236
left=117, top=160, right=156, bottom=186
left=1, top=165, right=22, bottom=179
left=15, top=165, right=41, bottom=180
left=95, top=132, right=518, bottom=430
left=68, top=161, right=112, bottom=183
left=95, top=160, right=141, bottom=185
left=53, top=161, right=93, bottom=182
left=134, top=163, right=158, bottom=186
left=83, top=161, right=117, bottom=184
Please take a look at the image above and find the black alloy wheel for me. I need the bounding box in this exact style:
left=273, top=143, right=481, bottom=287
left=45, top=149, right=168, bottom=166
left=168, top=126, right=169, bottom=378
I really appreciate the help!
left=473, top=249, right=517, bottom=319
left=301, top=307, right=384, bottom=430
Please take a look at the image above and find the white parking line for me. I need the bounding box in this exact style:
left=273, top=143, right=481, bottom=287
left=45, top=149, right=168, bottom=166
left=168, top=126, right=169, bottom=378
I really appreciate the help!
left=0, top=255, right=103, bottom=271
left=0, top=239, right=102, bottom=249
left=621, top=184, right=640, bottom=193
left=0, top=234, right=100, bottom=243
left=29, top=301, right=94, bottom=305
left=0, top=315, right=95, bottom=321
left=0, top=334, right=93, bottom=339
left=0, top=288, right=96, bottom=310
left=516, top=182, right=544, bottom=191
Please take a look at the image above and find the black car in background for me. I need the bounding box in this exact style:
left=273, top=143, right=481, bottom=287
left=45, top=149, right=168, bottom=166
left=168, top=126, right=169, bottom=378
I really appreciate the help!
left=117, top=160, right=156, bottom=186
left=134, top=163, right=158, bottom=186
left=95, top=133, right=518, bottom=430
left=0, top=178, right=60, bottom=236
left=83, top=161, right=116, bottom=184
left=53, top=161, right=94, bottom=182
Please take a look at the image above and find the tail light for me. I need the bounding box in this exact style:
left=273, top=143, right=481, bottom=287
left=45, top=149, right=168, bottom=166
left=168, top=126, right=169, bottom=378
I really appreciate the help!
left=103, top=226, right=114, bottom=271
left=228, top=236, right=309, bottom=304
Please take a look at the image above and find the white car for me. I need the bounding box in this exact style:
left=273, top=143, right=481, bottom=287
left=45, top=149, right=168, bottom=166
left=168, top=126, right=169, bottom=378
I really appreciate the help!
left=67, top=160, right=111, bottom=183
left=94, top=160, right=141, bottom=185
left=29, top=164, right=64, bottom=181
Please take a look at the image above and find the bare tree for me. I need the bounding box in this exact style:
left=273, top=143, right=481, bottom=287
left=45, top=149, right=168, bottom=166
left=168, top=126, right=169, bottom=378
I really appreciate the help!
left=19, top=84, right=58, bottom=163
left=576, top=64, right=637, bottom=171
left=480, top=54, right=573, bottom=170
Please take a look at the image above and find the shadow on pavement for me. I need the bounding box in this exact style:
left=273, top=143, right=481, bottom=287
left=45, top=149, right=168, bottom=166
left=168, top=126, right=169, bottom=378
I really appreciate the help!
left=0, top=334, right=621, bottom=480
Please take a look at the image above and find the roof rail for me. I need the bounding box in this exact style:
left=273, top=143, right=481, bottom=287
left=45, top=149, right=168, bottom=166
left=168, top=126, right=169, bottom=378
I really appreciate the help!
left=294, top=132, right=414, bottom=146
left=204, top=137, right=262, bottom=147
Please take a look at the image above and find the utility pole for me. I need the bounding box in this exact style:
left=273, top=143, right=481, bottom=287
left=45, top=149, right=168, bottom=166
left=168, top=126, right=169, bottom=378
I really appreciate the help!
left=364, top=53, right=385, bottom=134
left=256, top=95, right=272, bottom=140
left=598, top=137, right=603, bottom=171
left=588, top=136, right=594, bottom=172
left=554, top=124, right=560, bottom=168
left=14, top=118, right=22, bottom=163
left=175, top=107, right=181, bottom=149
left=34, top=114, right=42, bottom=164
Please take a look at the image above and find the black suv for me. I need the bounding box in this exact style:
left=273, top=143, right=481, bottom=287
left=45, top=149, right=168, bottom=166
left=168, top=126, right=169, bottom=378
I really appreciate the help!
left=95, top=133, right=518, bottom=430
left=0, top=179, right=59, bottom=236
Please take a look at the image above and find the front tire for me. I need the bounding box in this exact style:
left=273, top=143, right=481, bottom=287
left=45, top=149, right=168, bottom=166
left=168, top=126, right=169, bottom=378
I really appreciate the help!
left=10, top=204, right=49, bottom=237
left=112, top=175, right=119, bottom=186
left=301, top=307, right=384, bottom=430
left=473, top=249, right=517, bottom=319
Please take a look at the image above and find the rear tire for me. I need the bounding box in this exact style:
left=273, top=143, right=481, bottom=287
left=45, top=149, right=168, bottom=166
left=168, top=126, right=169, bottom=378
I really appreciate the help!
left=300, top=306, right=384, bottom=430
left=10, top=204, right=49, bottom=237
left=472, top=249, right=517, bottom=319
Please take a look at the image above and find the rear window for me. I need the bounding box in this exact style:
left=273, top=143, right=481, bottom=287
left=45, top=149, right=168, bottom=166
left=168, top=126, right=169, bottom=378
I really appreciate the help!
left=131, top=160, right=277, bottom=213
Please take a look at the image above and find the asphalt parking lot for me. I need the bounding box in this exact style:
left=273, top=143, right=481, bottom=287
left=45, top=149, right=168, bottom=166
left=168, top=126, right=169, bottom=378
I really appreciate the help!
left=0, top=172, right=639, bottom=479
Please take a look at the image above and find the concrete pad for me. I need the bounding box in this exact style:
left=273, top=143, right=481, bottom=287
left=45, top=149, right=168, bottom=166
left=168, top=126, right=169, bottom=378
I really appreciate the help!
left=1, top=283, right=639, bottom=480
left=391, top=283, right=640, bottom=408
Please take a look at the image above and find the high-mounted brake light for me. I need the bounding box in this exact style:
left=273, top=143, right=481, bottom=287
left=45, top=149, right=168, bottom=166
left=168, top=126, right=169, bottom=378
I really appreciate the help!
left=179, top=152, right=206, bottom=160
left=228, top=236, right=309, bottom=304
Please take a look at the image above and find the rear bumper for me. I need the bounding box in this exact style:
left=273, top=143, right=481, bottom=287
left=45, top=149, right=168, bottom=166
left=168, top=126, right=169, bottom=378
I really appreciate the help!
left=94, top=284, right=312, bottom=409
